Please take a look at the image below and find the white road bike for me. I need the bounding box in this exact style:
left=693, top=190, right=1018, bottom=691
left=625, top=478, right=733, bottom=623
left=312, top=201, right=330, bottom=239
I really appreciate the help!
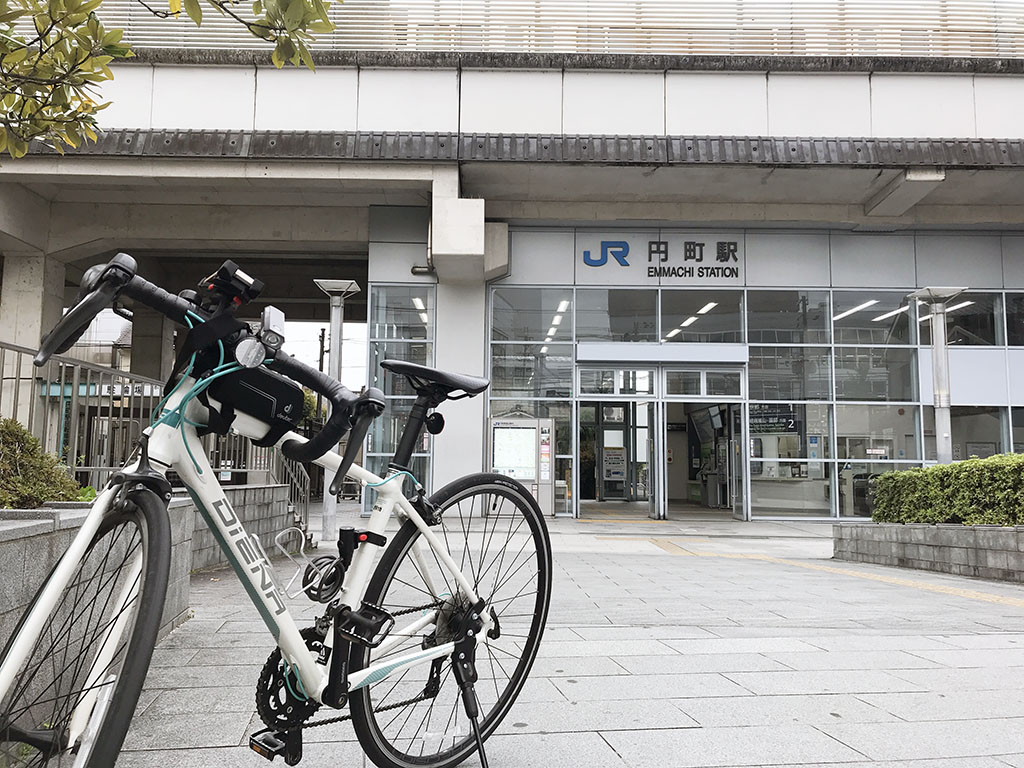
left=0, top=255, right=552, bottom=768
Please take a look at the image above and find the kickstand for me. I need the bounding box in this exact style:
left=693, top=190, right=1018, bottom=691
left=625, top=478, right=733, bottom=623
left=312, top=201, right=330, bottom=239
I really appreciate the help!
left=459, top=682, right=489, bottom=768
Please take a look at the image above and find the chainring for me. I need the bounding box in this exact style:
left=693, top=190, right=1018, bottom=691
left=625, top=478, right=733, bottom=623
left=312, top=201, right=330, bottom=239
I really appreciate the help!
left=255, top=626, right=324, bottom=730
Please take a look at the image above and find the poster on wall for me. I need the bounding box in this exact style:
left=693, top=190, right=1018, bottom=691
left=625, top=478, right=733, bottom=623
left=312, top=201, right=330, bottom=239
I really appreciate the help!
left=603, top=447, right=626, bottom=480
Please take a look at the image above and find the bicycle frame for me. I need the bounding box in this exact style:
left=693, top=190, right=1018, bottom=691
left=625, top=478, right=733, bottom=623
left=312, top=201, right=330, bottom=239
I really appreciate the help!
left=0, top=378, right=489, bottom=753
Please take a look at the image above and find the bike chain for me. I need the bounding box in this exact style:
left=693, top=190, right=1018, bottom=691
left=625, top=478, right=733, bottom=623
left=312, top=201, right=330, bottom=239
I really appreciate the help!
left=303, top=599, right=445, bottom=730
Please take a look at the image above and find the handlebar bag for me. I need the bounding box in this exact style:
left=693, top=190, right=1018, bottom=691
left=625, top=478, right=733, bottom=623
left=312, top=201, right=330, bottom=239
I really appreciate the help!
left=206, top=367, right=305, bottom=447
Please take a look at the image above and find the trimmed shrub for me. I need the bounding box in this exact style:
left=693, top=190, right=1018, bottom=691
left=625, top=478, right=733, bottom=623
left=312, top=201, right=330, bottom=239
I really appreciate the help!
left=0, top=418, right=80, bottom=509
left=873, top=452, right=1024, bottom=526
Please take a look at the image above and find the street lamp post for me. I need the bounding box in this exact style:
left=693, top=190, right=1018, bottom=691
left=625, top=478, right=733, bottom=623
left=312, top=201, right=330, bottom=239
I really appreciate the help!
left=314, top=278, right=360, bottom=545
left=909, top=286, right=966, bottom=465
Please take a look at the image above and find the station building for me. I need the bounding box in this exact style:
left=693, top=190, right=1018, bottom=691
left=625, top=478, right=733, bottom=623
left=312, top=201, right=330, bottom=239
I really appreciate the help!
left=3, top=2, right=1024, bottom=521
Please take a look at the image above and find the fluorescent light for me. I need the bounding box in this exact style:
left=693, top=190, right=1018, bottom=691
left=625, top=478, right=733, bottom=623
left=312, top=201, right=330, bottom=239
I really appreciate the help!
left=680, top=316, right=698, bottom=327
left=412, top=297, right=425, bottom=310
left=871, top=306, right=909, bottom=322
left=665, top=328, right=681, bottom=338
left=547, top=326, right=557, bottom=336
left=552, top=314, right=563, bottom=325
left=539, top=346, right=548, bottom=354
left=418, top=312, right=429, bottom=324
left=832, top=299, right=879, bottom=322
left=697, top=302, right=718, bottom=315
left=920, top=300, right=975, bottom=322
left=557, top=300, right=570, bottom=313
left=544, top=336, right=552, bottom=342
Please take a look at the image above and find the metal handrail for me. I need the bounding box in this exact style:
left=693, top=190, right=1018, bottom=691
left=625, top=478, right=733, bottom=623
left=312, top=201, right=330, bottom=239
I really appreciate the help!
left=98, top=0, right=1024, bottom=58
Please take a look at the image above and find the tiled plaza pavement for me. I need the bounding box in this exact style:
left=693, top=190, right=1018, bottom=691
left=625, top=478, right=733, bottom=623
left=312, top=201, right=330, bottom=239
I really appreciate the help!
left=118, top=514, right=1024, bottom=768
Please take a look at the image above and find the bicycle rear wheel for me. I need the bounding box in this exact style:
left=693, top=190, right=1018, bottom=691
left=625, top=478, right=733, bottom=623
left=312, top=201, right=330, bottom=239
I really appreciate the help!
left=349, top=473, right=552, bottom=768
left=0, top=488, right=170, bottom=767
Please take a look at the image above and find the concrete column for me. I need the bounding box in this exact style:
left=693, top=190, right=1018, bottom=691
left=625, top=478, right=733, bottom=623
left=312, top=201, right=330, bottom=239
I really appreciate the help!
left=130, top=307, right=175, bottom=381
left=433, top=280, right=488, bottom=484
left=0, top=252, right=65, bottom=427
left=0, top=252, right=65, bottom=348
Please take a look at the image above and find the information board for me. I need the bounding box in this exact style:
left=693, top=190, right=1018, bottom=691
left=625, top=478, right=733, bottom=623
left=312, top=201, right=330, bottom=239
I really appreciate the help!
left=492, top=426, right=537, bottom=480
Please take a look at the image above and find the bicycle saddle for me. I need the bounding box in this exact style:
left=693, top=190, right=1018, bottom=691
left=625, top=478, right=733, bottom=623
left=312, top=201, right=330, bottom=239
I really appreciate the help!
left=381, top=360, right=490, bottom=397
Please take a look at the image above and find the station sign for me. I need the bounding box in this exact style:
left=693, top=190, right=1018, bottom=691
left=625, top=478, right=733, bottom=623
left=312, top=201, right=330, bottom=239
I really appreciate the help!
left=575, top=231, right=745, bottom=286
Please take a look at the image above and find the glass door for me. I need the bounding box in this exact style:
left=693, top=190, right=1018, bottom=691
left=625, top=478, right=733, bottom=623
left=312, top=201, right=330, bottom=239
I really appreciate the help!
left=729, top=403, right=746, bottom=520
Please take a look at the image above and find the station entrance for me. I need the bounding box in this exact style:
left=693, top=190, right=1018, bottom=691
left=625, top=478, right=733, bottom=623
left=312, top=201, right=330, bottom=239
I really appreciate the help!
left=576, top=366, right=747, bottom=521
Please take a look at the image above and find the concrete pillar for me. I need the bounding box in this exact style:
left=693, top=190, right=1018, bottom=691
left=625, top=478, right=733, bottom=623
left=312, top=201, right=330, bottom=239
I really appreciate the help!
left=433, top=281, right=487, bottom=483
left=130, top=307, right=175, bottom=381
left=0, top=252, right=65, bottom=348
left=0, top=252, right=65, bottom=428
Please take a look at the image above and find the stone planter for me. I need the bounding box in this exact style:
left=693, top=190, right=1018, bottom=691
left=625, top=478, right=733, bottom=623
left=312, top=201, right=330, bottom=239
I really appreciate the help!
left=834, top=522, right=1024, bottom=582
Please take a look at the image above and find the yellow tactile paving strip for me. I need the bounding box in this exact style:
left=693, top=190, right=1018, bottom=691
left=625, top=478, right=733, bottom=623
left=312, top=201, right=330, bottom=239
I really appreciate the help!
left=643, top=537, right=1024, bottom=609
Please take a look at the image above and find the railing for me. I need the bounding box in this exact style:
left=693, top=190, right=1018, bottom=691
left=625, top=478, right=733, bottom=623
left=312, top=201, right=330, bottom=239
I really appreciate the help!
left=1, top=340, right=311, bottom=524
left=98, top=0, right=1024, bottom=58
left=0, top=340, right=164, bottom=490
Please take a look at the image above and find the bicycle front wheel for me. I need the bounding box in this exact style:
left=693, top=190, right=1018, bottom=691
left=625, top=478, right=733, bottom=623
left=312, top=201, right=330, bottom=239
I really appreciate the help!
left=349, top=473, right=552, bottom=768
left=0, top=488, right=170, bottom=767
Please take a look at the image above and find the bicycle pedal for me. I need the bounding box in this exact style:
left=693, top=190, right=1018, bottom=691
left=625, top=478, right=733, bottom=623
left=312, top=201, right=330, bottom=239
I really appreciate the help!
left=250, top=728, right=303, bottom=765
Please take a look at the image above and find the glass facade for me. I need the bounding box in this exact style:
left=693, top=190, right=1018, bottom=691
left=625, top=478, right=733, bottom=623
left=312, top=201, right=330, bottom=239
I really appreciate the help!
left=373, top=230, right=1024, bottom=522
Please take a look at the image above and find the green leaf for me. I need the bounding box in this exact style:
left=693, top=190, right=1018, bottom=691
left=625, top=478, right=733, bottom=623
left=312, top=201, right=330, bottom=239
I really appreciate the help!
left=183, top=0, right=201, bottom=24
left=297, top=39, right=314, bottom=70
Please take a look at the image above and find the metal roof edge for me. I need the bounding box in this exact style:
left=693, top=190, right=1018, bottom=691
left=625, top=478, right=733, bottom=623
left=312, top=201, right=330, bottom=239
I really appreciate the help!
left=30, top=131, right=1024, bottom=168
left=119, top=49, right=1024, bottom=74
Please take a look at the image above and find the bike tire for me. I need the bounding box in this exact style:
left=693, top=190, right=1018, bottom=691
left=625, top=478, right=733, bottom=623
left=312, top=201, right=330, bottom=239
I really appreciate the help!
left=0, top=488, right=171, bottom=767
left=349, top=473, right=552, bottom=768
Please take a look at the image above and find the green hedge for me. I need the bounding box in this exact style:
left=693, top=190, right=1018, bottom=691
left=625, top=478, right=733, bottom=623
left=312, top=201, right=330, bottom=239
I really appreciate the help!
left=0, top=418, right=80, bottom=509
left=873, top=452, right=1024, bottom=526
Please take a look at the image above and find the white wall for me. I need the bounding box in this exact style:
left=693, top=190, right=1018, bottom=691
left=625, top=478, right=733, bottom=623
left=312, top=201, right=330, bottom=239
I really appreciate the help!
left=101, top=65, right=1024, bottom=140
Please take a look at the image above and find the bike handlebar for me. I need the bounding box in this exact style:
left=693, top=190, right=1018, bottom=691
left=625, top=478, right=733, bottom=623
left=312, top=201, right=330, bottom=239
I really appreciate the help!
left=34, top=253, right=376, bottom=472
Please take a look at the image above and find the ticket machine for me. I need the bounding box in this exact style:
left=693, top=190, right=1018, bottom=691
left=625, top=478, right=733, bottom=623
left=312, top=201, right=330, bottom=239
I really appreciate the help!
left=488, top=418, right=556, bottom=516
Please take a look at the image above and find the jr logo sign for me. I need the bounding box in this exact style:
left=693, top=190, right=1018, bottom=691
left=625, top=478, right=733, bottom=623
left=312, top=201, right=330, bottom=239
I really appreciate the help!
left=583, top=241, right=630, bottom=267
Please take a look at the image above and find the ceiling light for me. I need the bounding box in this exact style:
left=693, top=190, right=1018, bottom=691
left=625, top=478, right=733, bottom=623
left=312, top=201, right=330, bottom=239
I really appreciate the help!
left=832, top=299, right=880, bottom=322
left=539, top=346, right=548, bottom=354
left=871, top=306, right=909, bottom=322
left=557, top=300, right=570, bottom=313
left=946, top=300, right=975, bottom=313
left=412, top=297, right=425, bottom=311
left=697, top=302, right=718, bottom=315
left=680, top=316, right=698, bottom=327
left=666, top=328, right=681, bottom=338
left=552, top=314, right=563, bottom=325
left=544, top=336, right=552, bottom=342
left=418, top=312, right=429, bottom=324
left=547, top=327, right=557, bottom=336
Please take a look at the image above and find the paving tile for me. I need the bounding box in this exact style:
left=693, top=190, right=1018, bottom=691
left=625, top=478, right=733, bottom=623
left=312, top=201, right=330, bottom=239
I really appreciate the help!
left=724, top=670, right=923, bottom=695
left=615, top=652, right=789, bottom=675
left=602, top=724, right=865, bottom=767
left=571, top=625, right=718, bottom=640
left=484, top=732, right=627, bottom=768
left=929, top=634, right=1024, bottom=649
left=661, top=637, right=823, bottom=655
left=553, top=673, right=750, bottom=701
left=799, top=635, right=964, bottom=652
left=889, top=666, right=1024, bottom=692
left=821, top=718, right=1024, bottom=761
left=537, top=639, right=678, bottom=658
left=677, top=693, right=901, bottom=727
left=121, top=711, right=252, bottom=751
left=858, top=690, right=1024, bottom=722
left=143, top=664, right=263, bottom=690
left=529, top=656, right=629, bottom=678
left=765, top=650, right=943, bottom=671
left=909, top=648, right=1024, bottom=668
left=145, top=686, right=259, bottom=716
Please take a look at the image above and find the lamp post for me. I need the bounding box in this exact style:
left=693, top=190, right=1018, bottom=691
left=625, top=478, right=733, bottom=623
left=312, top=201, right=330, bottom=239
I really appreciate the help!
left=314, top=278, right=360, bottom=544
left=909, top=286, right=966, bottom=465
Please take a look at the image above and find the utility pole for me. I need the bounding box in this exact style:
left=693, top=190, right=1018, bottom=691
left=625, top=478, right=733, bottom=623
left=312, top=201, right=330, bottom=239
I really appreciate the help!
left=314, top=279, right=360, bottom=546
left=910, top=287, right=966, bottom=465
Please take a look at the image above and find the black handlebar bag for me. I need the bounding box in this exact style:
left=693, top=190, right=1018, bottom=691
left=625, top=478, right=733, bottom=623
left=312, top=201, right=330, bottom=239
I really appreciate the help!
left=204, top=368, right=305, bottom=447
